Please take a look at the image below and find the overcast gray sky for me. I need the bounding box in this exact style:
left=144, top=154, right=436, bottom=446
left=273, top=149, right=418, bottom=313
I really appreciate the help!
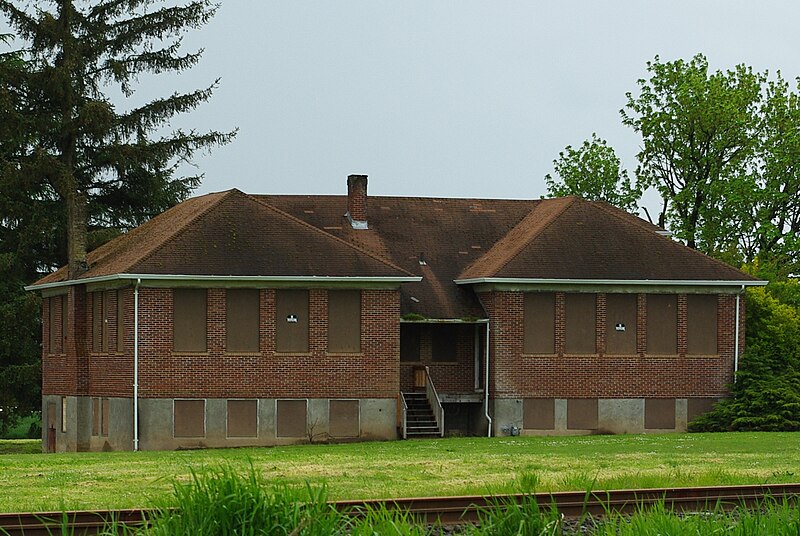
left=8, top=2, right=800, bottom=215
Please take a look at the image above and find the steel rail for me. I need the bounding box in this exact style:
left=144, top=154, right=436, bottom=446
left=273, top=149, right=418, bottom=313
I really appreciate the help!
left=2, top=483, right=799, bottom=535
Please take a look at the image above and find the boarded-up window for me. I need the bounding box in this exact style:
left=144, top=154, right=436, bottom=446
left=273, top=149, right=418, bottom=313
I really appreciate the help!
left=329, top=400, right=360, bottom=437
left=92, top=292, right=104, bottom=353
left=565, top=294, right=596, bottom=354
left=524, top=293, right=555, bottom=354
left=647, top=294, right=677, bottom=354
left=275, top=290, right=309, bottom=353
left=523, top=398, right=555, bottom=429
left=174, top=399, right=205, bottom=437
left=645, top=399, right=676, bottom=429
left=432, top=325, right=458, bottom=362
left=173, top=289, right=207, bottom=352
left=61, top=294, right=68, bottom=351
left=92, top=398, right=109, bottom=437
left=687, top=295, right=718, bottom=355
left=116, top=290, right=125, bottom=353
left=606, top=294, right=637, bottom=355
left=227, top=400, right=258, bottom=438
left=328, top=290, right=361, bottom=353
left=48, top=297, right=57, bottom=355
left=687, top=398, right=718, bottom=423
left=567, top=399, right=598, bottom=429
left=103, top=290, right=112, bottom=353
left=226, top=289, right=260, bottom=353
left=400, top=324, right=421, bottom=362
left=276, top=399, right=307, bottom=437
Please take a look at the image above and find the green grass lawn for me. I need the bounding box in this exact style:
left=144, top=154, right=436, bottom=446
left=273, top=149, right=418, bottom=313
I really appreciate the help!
left=1, top=432, right=799, bottom=513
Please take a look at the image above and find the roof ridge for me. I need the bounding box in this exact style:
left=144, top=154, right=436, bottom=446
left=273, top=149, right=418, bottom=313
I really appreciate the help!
left=460, top=196, right=576, bottom=279
left=588, top=200, right=756, bottom=279
left=126, top=190, right=238, bottom=273
left=242, top=192, right=416, bottom=277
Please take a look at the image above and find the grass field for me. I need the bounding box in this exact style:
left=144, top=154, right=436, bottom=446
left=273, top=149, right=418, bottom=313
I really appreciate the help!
left=1, top=432, right=799, bottom=513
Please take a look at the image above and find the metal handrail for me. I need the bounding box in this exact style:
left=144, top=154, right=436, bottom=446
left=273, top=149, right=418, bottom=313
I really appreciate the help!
left=424, top=366, right=445, bottom=437
left=399, top=392, right=408, bottom=439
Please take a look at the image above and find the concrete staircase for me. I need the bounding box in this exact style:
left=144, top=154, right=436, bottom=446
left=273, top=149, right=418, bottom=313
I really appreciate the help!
left=402, top=391, right=442, bottom=438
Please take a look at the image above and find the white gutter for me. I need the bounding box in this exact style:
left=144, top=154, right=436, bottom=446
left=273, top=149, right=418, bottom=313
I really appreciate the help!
left=734, top=284, right=743, bottom=381
left=133, top=278, right=140, bottom=451
left=26, top=273, right=422, bottom=291
left=454, top=277, right=768, bottom=287
left=484, top=321, right=492, bottom=437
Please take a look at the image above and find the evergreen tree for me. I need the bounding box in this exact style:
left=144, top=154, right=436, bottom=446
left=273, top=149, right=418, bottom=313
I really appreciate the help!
left=0, top=0, right=236, bottom=277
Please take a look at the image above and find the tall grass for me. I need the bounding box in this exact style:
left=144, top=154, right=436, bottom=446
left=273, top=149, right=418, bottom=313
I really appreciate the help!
left=144, top=464, right=342, bottom=535
left=89, top=465, right=800, bottom=535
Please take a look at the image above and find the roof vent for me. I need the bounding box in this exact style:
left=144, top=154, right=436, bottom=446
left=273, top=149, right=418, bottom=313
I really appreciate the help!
left=346, top=174, right=368, bottom=230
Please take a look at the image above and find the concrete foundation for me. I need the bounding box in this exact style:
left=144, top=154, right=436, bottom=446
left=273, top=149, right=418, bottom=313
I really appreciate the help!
left=493, top=398, right=694, bottom=437
left=44, top=396, right=398, bottom=452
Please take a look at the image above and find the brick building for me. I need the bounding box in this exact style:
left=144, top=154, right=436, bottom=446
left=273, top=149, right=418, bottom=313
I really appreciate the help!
left=28, top=175, right=765, bottom=452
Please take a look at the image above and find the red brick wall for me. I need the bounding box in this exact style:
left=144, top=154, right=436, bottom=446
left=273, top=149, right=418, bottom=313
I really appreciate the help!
left=135, top=287, right=400, bottom=399
left=478, top=290, right=741, bottom=399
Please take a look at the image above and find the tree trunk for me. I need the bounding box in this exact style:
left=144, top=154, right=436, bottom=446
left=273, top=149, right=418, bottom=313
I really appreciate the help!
left=66, top=188, right=88, bottom=278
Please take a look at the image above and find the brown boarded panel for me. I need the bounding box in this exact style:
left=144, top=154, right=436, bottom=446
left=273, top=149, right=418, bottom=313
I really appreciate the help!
left=524, top=293, right=555, bottom=354
left=606, top=294, right=637, bottom=355
left=102, top=290, right=112, bottom=352
left=92, top=398, right=100, bottom=436
left=61, top=294, right=68, bottom=351
left=523, top=398, right=555, bottom=429
left=101, top=398, right=109, bottom=437
left=92, top=292, right=103, bottom=353
left=687, top=295, right=718, bottom=355
left=647, top=294, right=677, bottom=354
left=275, top=290, right=309, bottom=353
left=567, top=399, right=598, bottom=430
left=226, top=289, right=260, bottom=353
left=687, top=398, right=718, bottom=423
left=645, top=399, right=676, bottom=429
left=173, top=289, right=207, bottom=352
left=117, top=290, right=125, bottom=353
left=227, top=399, right=258, bottom=437
left=329, top=400, right=360, bottom=438
left=565, top=294, right=596, bottom=354
left=174, top=399, right=205, bottom=437
left=328, top=290, right=361, bottom=353
left=48, top=297, right=57, bottom=355
left=277, top=399, right=307, bottom=437
left=400, top=324, right=421, bottom=361
left=432, top=325, right=458, bottom=362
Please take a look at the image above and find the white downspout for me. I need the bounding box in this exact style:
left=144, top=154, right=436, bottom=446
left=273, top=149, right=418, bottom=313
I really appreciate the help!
left=133, top=278, right=140, bottom=451
left=484, top=322, right=492, bottom=437
left=734, top=285, right=743, bottom=381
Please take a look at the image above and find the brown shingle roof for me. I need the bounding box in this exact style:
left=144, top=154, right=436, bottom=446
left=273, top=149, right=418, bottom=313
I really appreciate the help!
left=460, top=198, right=757, bottom=281
left=35, top=189, right=413, bottom=284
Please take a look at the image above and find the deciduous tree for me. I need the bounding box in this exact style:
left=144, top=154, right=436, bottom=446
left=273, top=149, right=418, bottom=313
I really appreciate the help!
left=544, top=133, right=641, bottom=213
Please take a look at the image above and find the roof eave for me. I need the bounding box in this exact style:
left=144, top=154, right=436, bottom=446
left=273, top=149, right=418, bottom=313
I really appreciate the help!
left=454, top=277, right=767, bottom=287
left=26, top=273, right=422, bottom=291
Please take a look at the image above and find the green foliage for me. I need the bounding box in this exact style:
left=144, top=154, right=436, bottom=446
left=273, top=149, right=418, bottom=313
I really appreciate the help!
left=622, top=54, right=763, bottom=253
left=545, top=133, right=642, bottom=213
left=690, top=281, right=800, bottom=432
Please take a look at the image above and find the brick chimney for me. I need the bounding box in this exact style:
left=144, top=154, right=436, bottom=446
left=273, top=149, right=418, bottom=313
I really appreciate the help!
left=346, top=174, right=368, bottom=229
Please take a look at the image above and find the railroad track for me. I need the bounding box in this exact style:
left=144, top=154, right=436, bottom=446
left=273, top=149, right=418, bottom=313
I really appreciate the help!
left=2, top=483, right=799, bottom=535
